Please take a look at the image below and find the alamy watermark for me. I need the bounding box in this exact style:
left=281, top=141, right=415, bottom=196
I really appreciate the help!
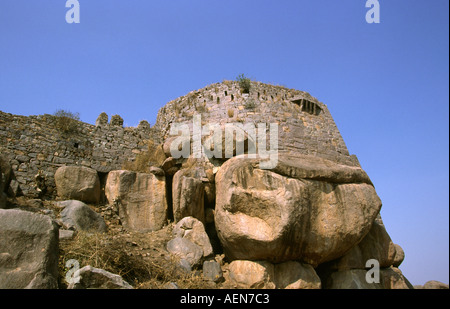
left=66, top=1, right=379, bottom=25
left=366, top=0, right=380, bottom=24
left=65, top=259, right=80, bottom=284
left=65, top=0, right=80, bottom=24
left=366, top=259, right=380, bottom=284
left=168, top=114, right=278, bottom=169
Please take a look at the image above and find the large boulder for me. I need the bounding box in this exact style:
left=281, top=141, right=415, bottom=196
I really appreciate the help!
left=215, top=154, right=382, bottom=266
left=227, top=260, right=275, bottom=289
left=105, top=170, right=168, bottom=232
left=173, top=216, right=213, bottom=258
left=322, top=267, right=413, bottom=289
left=172, top=168, right=206, bottom=223
left=274, top=261, right=321, bottom=289
left=55, top=166, right=101, bottom=204
left=325, top=215, right=397, bottom=270
left=59, top=200, right=107, bottom=233
left=0, top=209, right=59, bottom=289
left=226, top=260, right=321, bottom=289
left=166, top=237, right=203, bottom=268
left=419, top=280, right=449, bottom=289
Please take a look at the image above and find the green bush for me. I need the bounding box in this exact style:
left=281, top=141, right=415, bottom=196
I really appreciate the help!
left=236, top=74, right=251, bottom=94
left=53, top=109, right=80, bottom=134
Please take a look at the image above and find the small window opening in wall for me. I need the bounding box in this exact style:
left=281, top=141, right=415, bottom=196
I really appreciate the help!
left=231, top=94, right=234, bottom=101
left=292, top=99, right=322, bottom=116
left=225, top=91, right=228, bottom=96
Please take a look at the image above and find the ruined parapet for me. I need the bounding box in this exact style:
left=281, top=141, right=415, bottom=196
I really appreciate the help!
left=110, top=115, right=124, bottom=127
left=95, top=112, right=109, bottom=127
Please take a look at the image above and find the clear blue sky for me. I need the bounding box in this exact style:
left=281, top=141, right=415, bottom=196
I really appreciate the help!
left=0, top=1, right=448, bottom=286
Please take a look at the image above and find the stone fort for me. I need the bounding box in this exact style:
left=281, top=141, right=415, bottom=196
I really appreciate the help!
left=0, top=80, right=359, bottom=198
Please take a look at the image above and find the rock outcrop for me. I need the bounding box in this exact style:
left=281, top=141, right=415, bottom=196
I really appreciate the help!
left=0, top=81, right=421, bottom=289
left=105, top=170, right=168, bottom=232
left=172, top=169, right=206, bottom=223
left=0, top=209, right=59, bottom=289
left=226, top=260, right=321, bottom=289
left=173, top=217, right=213, bottom=259
left=215, top=154, right=381, bottom=266
left=55, top=166, right=101, bottom=204
left=415, top=280, right=449, bottom=289
left=58, top=200, right=107, bottom=233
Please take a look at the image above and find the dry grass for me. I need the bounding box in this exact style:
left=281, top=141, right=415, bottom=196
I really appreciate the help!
left=122, top=140, right=166, bottom=172
left=52, top=109, right=80, bottom=134
left=59, top=232, right=152, bottom=287
left=58, top=226, right=217, bottom=289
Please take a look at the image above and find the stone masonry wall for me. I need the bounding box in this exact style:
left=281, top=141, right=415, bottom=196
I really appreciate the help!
left=0, top=81, right=359, bottom=198
left=154, top=81, right=359, bottom=167
left=0, top=111, right=159, bottom=197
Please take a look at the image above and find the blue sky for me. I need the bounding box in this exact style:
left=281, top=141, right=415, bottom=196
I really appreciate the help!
left=0, top=1, right=448, bottom=285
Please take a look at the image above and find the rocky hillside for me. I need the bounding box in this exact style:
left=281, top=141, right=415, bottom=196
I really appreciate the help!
left=0, top=81, right=445, bottom=289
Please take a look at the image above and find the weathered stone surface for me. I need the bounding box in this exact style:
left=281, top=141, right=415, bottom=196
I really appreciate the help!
left=59, top=200, right=107, bottom=233
left=326, top=215, right=397, bottom=270
left=322, top=267, right=413, bottom=289
left=419, top=280, right=449, bottom=289
left=166, top=237, right=203, bottom=267
left=95, top=112, right=108, bottom=127
left=227, top=260, right=275, bottom=289
left=59, top=229, right=75, bottom=240
left=0, top=156, right=14, bottom=207
left=0, top=110, right=156, bottom=197
left=227, top=260, right=321, bottom=289
left=137, top=120, right=150, bottom=131
left=172, top=169, right=205, bottom=223
left=322, top=269, right=380, bottom=289
left=215, top=154, right=382, bottom=266
left=68, top=265, right=133, bottom=289
left=203, top=260, right=223, bottom=283
left=0, top=155, right=12, bottom=194
left=0, top=209, right=59, bottom=289
left=110, top=114, right=124, bottom=127
left=105, top=170, right=168, bottom=232
left=393, top=244, right=405, bottom=267
left=274, top=261, right=321, bottom=289
left=380, top=267, right=414, bottom=289
left=55, top=166, right=101, bottom=204
left=173, top=216, right=213, bottom=258
left=148, top=166, right=165, bottom=177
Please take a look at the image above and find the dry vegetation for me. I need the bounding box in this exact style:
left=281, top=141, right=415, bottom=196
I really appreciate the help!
left=58, top=221, right=218, bottom=289
left=122, top=140, right=166, bottom=173
left=52, top=109, right=80, bottom=134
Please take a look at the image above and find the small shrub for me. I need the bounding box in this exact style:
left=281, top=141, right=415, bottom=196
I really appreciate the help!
left=244, top=98, right=256, bottom=110
left=227, top=109, right=234, bottom=118
left=53, top=109, right=80, bottom=134
left=236, top=74, right=251, bottom=94
left=122, top=140, right=166, bottom=172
